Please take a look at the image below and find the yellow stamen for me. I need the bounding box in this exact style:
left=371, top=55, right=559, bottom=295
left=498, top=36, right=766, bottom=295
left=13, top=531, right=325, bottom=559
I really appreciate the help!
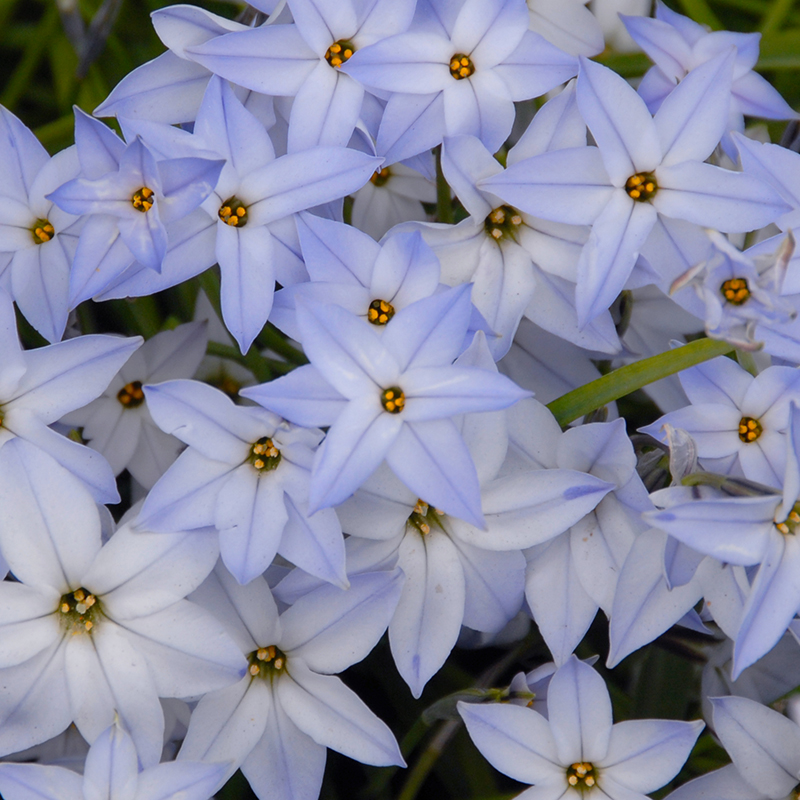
left=625, top=172, right=657, bottom=201
left=450, top=52, right=475, bottom=80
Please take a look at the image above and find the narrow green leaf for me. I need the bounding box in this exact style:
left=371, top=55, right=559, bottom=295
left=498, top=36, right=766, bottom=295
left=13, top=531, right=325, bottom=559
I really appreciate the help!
left=546, top=338, right=734, bottom=427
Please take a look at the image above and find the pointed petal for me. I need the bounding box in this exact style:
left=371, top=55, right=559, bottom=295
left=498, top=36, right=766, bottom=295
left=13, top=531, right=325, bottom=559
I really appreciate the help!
left=7, top=333, right=141, bottom=422
left=576, top=57, right=661, bottom=184
left=278, top=661, right=404, bottom=765
left=244, top=148, right=381, bottom=225
left=547, top=656, right=612, bottom=764
left=241, top=365, right=348, bottom=429
left=607, top=529, right=703, bottom=667
left=288, top=65, right=364, bottom=152
left=217, top=467, right=288, bottom=585
left=603, top=719, right=703, bottom=793
left=310, top=397, right=402, bottom=510
left=217, top=224, right=276, bottom=353
left=654, top=49, right=735, bottom=166
left=386, top=418, right=485, bottom=528
left=0, top=438, right=101, bottom=591
left=576, top=192, right=656, bottom=327
left=480, top=147, right=613, bottom=226
left=654, top=162, right=790, bottom=233
left=143, top=379, right=261, bottom=462
left=711, top=695, right=800, bottom=798
left=179, top=677, right=270, bottom=772
left=242, top=697, right=326, bottom=800
left=458, top=702, right=563, bottom=784
left=278, top=495, right=348, bottom=589
left=137, top=448, right=235, bottom=532
left=526, top=535, right=597, bottom=664
left=733, top=535, right=800, bottom=678
left=187, top=26, right=318, bottom=96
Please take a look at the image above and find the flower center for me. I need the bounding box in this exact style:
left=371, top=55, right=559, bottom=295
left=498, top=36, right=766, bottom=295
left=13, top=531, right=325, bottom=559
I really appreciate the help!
left=249, top=436, right=281, bottom=471
left=450, top=53, right=475, bottom=79
left=625, top=173, right=657, bottom=201
left=775, top=502, right=800, bottom=536
left=218, top=196, right=248, bottom=227
left=59, top=588, right=101, bottom=634
left=407, top=498, right=444, bottom=535
left=368, top=299, right=395, bottom=325
left=738, top=416, right=762, bottom=443
left=325, top=39, right=356, bottom=68
left=248, top=645, right=287, bottom=680
left=720, top=277, right=750, bottom=305
left=131, top=187, right=154, bottom=212
left=31, top=218, right=55, bottom=245
left=566, top=762, right=596, bottom=790
left=117, top=381, right=145, bottom=408
left=484, top=205, right=523, bottom=241
left=380, top=386, right=405, bottom=413
left=371, top=166, right=392, bottom=187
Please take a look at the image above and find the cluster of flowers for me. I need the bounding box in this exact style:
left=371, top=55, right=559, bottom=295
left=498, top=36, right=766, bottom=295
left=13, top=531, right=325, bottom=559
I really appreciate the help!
left=1, top=0, right=800, bottom=797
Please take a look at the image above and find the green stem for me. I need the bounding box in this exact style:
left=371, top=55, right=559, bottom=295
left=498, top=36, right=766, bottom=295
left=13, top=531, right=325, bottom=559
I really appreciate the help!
left=546, top=338, right=734, bottom=427
left=760, top=0, right=796, bottom=33
left=126, top=296, right=162, bottom=339
left=434, top=145, right=454, bottom=224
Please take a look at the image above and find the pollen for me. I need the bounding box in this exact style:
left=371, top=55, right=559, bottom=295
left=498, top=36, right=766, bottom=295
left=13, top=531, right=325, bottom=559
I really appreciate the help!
left=737, top=416, right=762, bottom=443
left=249, top=436, right=281, bottom=472
left=408, top=498, right=445, bottom=535
left=450, top=53, right=475, bottom=80
left=484, top=205, right=523, bottom=242
left=325, top=39, right=356, bottom=68
left=218, top=196, right=248, bottom=227
left=371, top=166, right=392, bottom=187
left=31, top=218, right=55, bottom=245
left=775, top=502, right=800, bottom=536
left=566, top=762, right=596, bottom=790
left=131, top=186, right=154, bottom=212
left=624, top=172, right=657, bottom=201
left=380, top=386, right=405, bottom=413
left=58, top=587, right=101, bottom=635
left=368, top=299, right=395, bottom=325
left=248, top=644, right=287, bottom=680
left=117, top=381, right=145, bottom=408
left=720, top=277, right=750, bottom=305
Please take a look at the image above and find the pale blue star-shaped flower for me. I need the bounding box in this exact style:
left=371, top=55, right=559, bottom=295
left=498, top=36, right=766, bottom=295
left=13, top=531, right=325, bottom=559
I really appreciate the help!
left=0, top=105, right=82, bottom=342
left=47, top=109, right=224, bottom=293
left=242, top=286, right=531, bottom=528
left=459, top=655, right=703, bottom=800
left=137, top=379, right=347, bottom=588
left=179, top=563, right=405, bottom=800
left=342, top=0, right=578, bottom=164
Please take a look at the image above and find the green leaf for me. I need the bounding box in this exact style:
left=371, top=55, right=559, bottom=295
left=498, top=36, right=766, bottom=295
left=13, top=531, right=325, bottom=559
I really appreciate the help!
left=546, top=338, right=734, bottom=427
